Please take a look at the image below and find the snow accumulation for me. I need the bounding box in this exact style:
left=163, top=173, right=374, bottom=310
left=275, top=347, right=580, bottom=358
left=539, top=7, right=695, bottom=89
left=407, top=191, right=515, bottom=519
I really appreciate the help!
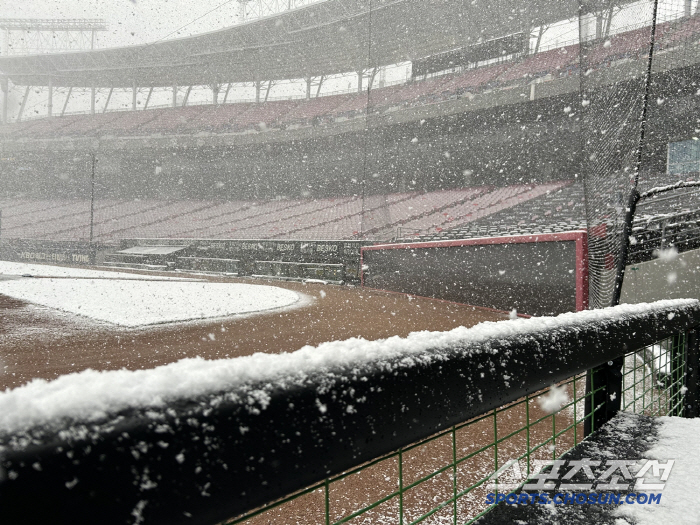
left=0, top=278, right=301, bottom=327
left=0, top=298, right=695, bottom=435
left=0, top=261, right=196, bottom=280
left=614, top=416, right=700, bottom=525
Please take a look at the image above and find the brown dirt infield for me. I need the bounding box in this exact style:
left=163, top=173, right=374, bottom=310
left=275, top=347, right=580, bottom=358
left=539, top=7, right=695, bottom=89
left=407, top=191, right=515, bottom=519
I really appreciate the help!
left=0, top=271, right=506, bottom=392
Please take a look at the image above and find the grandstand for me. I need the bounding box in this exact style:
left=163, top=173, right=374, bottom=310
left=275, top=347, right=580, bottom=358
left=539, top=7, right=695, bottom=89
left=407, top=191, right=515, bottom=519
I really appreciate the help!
left=0, top=0, right=699, bottom=276
left=1, top=18, right=699, bottom=140
left=0, top=181, right=569, bottom=241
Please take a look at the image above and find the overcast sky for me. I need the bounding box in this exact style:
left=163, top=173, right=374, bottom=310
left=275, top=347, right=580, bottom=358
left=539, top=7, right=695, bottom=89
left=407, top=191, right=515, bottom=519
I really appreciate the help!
left=0, top=0, right=245, bottom=49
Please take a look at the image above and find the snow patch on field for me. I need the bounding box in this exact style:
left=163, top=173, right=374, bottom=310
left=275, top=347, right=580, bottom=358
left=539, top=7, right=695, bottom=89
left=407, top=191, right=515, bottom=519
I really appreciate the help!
left=0, top=299, right=694, bottom=434
left=0, top=261, right=194, bottom=280
left=0, top=279, right=301, bottom=327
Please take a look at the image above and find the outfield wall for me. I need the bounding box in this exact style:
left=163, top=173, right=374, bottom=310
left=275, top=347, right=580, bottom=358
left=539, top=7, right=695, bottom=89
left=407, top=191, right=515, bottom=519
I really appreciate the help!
left=361, top=232, right=588, bottom=316
left=0, top=239, right=110, bottom=266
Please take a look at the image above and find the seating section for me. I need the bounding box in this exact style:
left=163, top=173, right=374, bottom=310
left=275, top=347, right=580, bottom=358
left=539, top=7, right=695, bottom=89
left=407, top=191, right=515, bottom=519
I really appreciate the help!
left=415, top=172, right=700, bottom=243
left=418, top=182, right=587, bottom=241
left=5, top=18, right=696, bottom=140
left=4, top=173, right=697, bottom=244
left=0, top=181, right=574, bottom=242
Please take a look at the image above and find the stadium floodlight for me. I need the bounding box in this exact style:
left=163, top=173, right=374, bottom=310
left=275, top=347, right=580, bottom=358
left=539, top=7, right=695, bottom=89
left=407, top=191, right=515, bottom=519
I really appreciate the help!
left=237, top=0, right=327, bottom=22
left=0, top=18, right=107, bottom=55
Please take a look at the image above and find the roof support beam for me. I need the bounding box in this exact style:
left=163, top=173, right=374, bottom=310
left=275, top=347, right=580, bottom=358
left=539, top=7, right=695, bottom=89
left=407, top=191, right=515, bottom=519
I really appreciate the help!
left=103, top=87, right=113, bottom=114
left=145, top=86, right=153, bottom=110
left=223, top=82, right=232, bottom=104
left=16, top=85, right=29, bottom=122
left=183, top=85, right=192, bottom=107
left=61, top=86, right=72, bottom=116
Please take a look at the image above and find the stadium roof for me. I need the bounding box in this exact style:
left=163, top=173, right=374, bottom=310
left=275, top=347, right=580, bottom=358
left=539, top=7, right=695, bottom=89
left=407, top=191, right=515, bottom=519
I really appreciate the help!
left=0, top=0, right=582, bottom=88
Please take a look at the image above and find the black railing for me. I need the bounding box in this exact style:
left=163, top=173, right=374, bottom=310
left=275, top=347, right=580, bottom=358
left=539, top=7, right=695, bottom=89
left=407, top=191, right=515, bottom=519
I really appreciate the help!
left=0, top=300, right=699, bottom=525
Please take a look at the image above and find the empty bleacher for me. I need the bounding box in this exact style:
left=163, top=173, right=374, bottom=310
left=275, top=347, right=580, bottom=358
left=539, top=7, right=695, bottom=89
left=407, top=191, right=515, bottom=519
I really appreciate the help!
left=417, top=181, right=586, bottom=240
left=0, top=182, right=575, bottom=242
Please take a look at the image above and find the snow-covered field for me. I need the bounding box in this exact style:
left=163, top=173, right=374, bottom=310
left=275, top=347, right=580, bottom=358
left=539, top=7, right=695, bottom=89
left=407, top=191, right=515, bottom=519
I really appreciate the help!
left=0, top=264, right=302, bottom=327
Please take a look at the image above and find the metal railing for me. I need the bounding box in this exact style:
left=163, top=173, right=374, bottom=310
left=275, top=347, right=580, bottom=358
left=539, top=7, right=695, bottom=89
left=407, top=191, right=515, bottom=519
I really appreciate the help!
left=0, top=300, right=698, bottom=525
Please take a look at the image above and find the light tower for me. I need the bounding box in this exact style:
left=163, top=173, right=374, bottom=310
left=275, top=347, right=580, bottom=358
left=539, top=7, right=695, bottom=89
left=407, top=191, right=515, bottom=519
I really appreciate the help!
left=0, top=19, right=107, bottom=124
left=0, top=18, right=107, bottom=55
left=236, top=0, right=326, bottom=22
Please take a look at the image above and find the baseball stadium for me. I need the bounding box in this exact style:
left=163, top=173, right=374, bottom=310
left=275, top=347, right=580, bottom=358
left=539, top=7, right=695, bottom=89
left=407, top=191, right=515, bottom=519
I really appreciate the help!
left=1, top=0, right=700, bottom=523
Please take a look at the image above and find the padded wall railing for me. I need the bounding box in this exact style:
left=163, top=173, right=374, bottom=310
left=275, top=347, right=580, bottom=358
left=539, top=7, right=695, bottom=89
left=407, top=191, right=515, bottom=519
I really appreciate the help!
left=0, top=300, right=699, bottom=525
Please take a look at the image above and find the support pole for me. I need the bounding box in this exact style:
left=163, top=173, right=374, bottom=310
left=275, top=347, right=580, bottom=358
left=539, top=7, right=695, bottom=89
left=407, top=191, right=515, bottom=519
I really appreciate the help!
left=305, top=78, right=311, bottom=100
left=183, top=86, right=192, bottom=107
left=91, top=86, right=96, bottom=115
left=144, top=87, right=153, bottom=110
left=103, top=87, right=113, bottom=114
left=212, top=84, right=220, bottom=105
left=47, top=77, right=53, bottom=117
left=686, top=329, right=699, bottom=418
left=686, top=0, right=693, bottom=17
left=90, top=153, right=96, bottom=243
left=223, top=83, right=232, bottom=103
left=255, top=81, right=261, bottom=103
left=17, top=85, right=29, bottom=122
left=1, top=77, right=8, bottom=124
left=61, top=87, right=72, bottom=116
left=357, top=71, right=363, bottom=93
left=132, top=81, right=137, bottom=110
left=670, top=334, right=684, bottom=416
left=584, top=357, right=623, bottom=436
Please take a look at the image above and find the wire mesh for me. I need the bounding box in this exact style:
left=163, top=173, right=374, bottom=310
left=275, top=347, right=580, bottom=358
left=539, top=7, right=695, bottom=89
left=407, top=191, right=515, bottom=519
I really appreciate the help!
left=225, top=375, right=594, bottom=525
left=621, top=334, right=688, bottom=416
left=223, top=332, right=688, bottom=525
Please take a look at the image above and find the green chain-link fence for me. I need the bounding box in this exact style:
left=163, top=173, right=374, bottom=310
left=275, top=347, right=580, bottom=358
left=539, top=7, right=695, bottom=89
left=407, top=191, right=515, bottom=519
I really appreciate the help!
left=226, top=334, right=690, bottom=525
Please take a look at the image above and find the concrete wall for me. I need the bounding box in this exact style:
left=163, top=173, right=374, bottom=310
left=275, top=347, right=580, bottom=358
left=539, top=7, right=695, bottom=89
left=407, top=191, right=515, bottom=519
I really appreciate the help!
left=621, top=247, right=700, bottom=304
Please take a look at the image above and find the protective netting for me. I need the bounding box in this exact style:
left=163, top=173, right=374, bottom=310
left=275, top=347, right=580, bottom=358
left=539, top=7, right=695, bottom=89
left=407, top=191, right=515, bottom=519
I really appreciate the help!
left=579, top=0, right=700, bottom=308
left=0, top=0, right=698, bottom=303
left=578, top=0, right=658, bottom=309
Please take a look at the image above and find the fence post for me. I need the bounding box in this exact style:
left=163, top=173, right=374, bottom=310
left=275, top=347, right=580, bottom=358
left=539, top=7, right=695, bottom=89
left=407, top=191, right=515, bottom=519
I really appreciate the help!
left=584, top=357, right=623, bottom=436
left=686, top=329, right=699, bottom=418
left=670, top=333, right=685, bottom=416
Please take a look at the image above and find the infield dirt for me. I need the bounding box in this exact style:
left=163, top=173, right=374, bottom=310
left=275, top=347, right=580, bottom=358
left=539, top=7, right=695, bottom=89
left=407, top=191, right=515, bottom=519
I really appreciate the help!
left=0, top=272, right=506, bottom=391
